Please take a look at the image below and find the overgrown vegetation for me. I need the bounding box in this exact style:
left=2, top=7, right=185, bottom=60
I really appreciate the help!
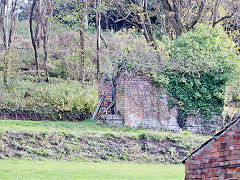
left=152, top=25, right=240, bottom=129
left=0, top=0, right=240, bottom=127
left=0, top=74, right=98, bottom=121
left=0, top=120, right=209, bottom=164
left=0, top=23, right=239, bottom=126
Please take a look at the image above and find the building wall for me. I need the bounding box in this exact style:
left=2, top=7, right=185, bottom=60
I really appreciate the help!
left=184, top=119, right=240, bottom=180
left=98, top=78, right=113, bottom=113
left=115, top=75, right=181, bottom=132
left=98, top=75, right=219, bottom=133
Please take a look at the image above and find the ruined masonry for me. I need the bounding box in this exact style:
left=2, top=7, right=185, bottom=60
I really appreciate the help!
left=98, top=75, right=220, bottom=133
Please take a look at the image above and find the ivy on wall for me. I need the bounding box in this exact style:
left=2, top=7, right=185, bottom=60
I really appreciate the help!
left=167, top=71, right=226, bottom=128
left=152, top=24, right=240, bottom=128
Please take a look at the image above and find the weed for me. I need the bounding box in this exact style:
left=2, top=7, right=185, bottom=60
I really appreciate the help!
left=182, top=130, right=191, bottom=136
left=138, top=133, right=148, bottom=140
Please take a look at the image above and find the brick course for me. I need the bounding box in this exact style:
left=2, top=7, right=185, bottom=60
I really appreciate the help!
left=183, top=118, right=240, bottom=180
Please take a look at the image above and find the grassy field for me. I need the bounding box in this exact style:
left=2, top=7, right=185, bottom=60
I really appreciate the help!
left=0, top=119, right=211, bottom=139
left=0, top=160, right=185, bottom=180
left=0, top=119, right=207, bottom=179
left=0, top=119, right=163, bottom=135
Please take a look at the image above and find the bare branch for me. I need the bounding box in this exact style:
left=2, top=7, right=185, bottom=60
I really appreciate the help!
left=213, top=12, right=235, bottom=27
left=186, top=0, right=205, bottom=30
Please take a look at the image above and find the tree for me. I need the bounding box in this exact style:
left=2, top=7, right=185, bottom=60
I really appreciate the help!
left=55, top=0, right=88, bottom=81
left=96, top=0, right=101, bottom=76
left=77, top=0, right=87, bottom=81
left=161, top=0, right=206, bottom=36
left=40, top=0, right=53, bottom=82
left=29, top=0, right=41, bottom=77
left=0, top=0, right=18, bottom=86
left=212, top=0, right=238, bottom=27
left=211, top=0, right=239, bottom=49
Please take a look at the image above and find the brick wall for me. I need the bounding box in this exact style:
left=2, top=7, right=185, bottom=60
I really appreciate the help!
left=98, top=78, right=113, bottom=113
left=101, top=114, right=124, bottom=127
left=98, top=75, right=220, bottom=133
left=184, top=119, right=240, bottom=180
left=115, top=75, right=181, bottom=131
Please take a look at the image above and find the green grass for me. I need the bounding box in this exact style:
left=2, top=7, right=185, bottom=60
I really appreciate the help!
left=0, top=119, right=210, bottom=165
left=0, top=119, right=210, bottom=140
left=0, top=119, right=139, bottom=136
left=0, top=119, right=101, bottom=134
left=0, top=160, right=185, bottom=180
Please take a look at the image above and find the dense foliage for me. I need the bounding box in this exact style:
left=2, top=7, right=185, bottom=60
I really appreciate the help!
left=167, top=71, right=226, bottom=128
left=0, top=76, right=98, bottom=121
left=154, top=25, right=239, bottom=128
left=0, top=21, right=239, bottom=125
left=168, top=24, right=239, bottom=73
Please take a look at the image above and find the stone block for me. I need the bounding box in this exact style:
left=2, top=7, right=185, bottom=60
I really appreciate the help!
left=100, top=114, right=124, bottom=127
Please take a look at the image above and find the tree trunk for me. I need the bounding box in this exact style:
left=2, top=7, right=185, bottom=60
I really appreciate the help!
left=143, top=0, right=157, bottom=47
left=43, top=27, right=49, bottom=82
left=80, top=26, right=85, bottom=81
left=84, top=0, right=88, bottom=29
left=2, top=0, right=9, bottom=50
left=78, top=0, right=86, bottom=81
left=41, top=0, right=52, bottom=83
left=30, top=0, right=40, bottom=77
left=8, top=0, right=17, bottom=49
left=105, top=15, right=109, bottom=29
left=3, top=50, right=8, bottom=86
left=1, top=0, right=9, bottom=86
left=96, top=0, right=101, bottom=76
left=1, top=0, right=18, bottom=86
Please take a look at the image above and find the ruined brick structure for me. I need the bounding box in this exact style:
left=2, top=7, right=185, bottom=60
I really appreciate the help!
left=183, top=116, right=240, bottom=179
left=98, top=75, right=220, bottom=133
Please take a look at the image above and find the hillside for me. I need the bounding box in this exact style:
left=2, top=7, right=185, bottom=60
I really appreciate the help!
left=0, top=119, right=210, bottom=164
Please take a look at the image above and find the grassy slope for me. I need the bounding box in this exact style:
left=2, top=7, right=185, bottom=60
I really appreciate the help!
left=0, top=119, right=105, bottom=134
left=0, top=119, right=211, bottom=137
left=0, top=160, right=184, bottom=180
left=0, top=119, right=210, bottom=164
left=0, top=119, right=209, bottom=179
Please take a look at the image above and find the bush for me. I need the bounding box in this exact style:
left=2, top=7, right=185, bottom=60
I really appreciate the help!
left=0, top=76, right=98, bottom=121
left=168, top=24, right=239, bottom=74
left=154, top=24, right=240, bottom=128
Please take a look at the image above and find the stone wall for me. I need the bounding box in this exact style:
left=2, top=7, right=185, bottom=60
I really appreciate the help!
left=100, top=114, right=124, bottom=127
left=184, top=118, right=240, bottom=179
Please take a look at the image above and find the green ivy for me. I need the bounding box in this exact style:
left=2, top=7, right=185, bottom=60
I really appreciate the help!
left=152, top=24, right=240, bottom=128
left=167, top=71, right=226, bottom=126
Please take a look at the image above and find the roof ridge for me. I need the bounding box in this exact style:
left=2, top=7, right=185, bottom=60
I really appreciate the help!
left=182, top=112, right=240, bottom=164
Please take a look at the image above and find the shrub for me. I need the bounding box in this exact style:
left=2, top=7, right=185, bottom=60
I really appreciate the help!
left=168, top=24, right=239, bottom=74
left=154, top=24, right=240, bottom=128
left=0, top=76, right=98, bottom=121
